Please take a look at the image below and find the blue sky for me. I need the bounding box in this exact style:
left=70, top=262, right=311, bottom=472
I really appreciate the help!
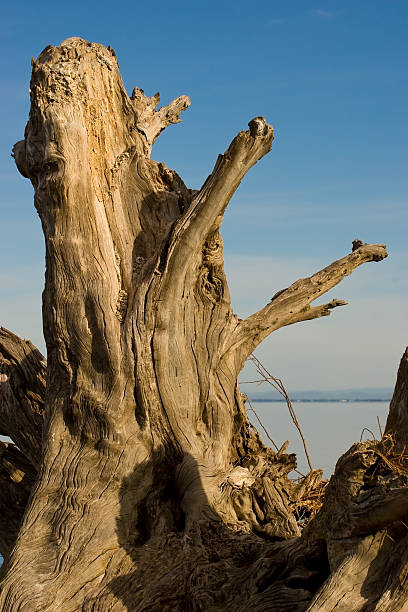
left=0, top=0, right=407, bottom=391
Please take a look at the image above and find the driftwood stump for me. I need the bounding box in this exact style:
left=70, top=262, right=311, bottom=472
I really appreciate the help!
left=1, top=38, right=406, bottom=611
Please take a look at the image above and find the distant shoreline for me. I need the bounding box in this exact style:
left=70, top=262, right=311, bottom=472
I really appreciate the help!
left=250, top=398, right=391, bottom=403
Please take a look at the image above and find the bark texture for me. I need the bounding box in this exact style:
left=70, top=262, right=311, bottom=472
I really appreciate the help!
left=0, top=37, right=404, bottom=611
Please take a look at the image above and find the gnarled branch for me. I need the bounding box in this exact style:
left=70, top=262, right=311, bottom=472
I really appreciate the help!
left=0, top=441, right=36, bottom=560
left=228, top=242, right=387, bottom=363
left=0, top=327, right=45, bottom=466
left=161, top=117, right=274, bottom=294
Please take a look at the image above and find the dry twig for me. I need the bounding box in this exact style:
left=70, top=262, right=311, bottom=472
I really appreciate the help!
left=246, top=354, right=314, bottom=472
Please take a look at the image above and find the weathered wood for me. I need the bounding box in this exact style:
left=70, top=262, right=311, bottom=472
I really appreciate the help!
left=0, top=36, right=403, bottom=611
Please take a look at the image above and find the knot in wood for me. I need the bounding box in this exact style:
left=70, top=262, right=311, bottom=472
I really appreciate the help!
left=202, top=232, right=223, bottom=266
left=197, top=266, right=224, bottom=304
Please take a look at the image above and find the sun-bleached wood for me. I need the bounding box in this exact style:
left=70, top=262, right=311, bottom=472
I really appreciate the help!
left=0, top=37, right=404, bottom=611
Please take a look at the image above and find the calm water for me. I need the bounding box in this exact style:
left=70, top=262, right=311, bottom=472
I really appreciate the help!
left=248, top=401, right=390, bottom=477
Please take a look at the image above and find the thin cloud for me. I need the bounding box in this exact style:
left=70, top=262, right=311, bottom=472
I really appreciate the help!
left=266, top=18, right=285, bottom=26
left=313, top=9, right=336, bottom=17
